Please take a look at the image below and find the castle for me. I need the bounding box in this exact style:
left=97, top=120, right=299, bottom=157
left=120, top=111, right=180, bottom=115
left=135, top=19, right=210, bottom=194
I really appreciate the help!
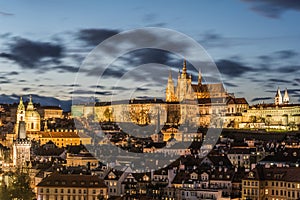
left=166, top=60, right=227, bottom=102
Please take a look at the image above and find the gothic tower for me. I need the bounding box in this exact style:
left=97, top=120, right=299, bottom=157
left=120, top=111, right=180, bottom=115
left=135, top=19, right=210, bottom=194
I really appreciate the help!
left=175, top=60, right=194, bottom=101
left=15, top=97, right=25, bottom=137
left=198, top=69, right=202, bottom=85
left=166, top=71, right=177, bottom=102
left=13, top=112, right=31, bottom=167
left=283, top=88, right=289, bottom=104
left=275, top=87, right=283, bottom=105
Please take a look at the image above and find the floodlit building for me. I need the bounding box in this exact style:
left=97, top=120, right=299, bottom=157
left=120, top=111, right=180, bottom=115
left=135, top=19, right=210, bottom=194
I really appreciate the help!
left=36, top=172, right=108, bottom=200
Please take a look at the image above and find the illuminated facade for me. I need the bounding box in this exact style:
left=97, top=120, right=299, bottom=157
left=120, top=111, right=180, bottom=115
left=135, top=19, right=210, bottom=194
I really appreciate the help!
left=13, top=98, right=31, bottom=167
left=242, top=166, right=300, bottom=200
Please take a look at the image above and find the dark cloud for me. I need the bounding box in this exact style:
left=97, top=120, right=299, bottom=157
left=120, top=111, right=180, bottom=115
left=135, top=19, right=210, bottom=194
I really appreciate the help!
left=6, top=71, right=19, bottom=76
left=123, top=48, right=174, bottom=67
left=241, top=0, right=300, bottom=18
left=284, top=89, right=300, bottom=94
left=136, top=87, right=149, bottom=91
left=53, top=65, right=79, bottom=73
left=268, top=78, right=292, bottom=83
left=0, top=80, right=11, bottom=84
left=0, top=11, right=14, bottom=16
left=142, top=13, right=157, bottom=22
left=224, top=82, right=238, bottom=87
left=146, top=23, right=167, bottom=27
left=63, top=84, right=80, bottom=87
left=111, top=86, right=128, bottom=90
left=0, top=37, right=64, bottom=68
left=70, top=90, right=112, bottom=96
left=102, top=67, right=126, bottom=79
left=216, top=59, right=253, bottom=77
left=251, top=97, right=272, bottom=102
left=90, top=85, right=105, bottom=89
left=275, top=50, right=298, bottom=59
left=76, top=28, right=119, bottom=46
left=276, top=65, right=300, bottom=73
left=22, top=87, right=31, bottom=92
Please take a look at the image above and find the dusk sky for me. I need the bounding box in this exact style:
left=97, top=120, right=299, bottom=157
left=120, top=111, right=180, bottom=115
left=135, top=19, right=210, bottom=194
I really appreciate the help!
left=1, top=0, right=300, bottom=105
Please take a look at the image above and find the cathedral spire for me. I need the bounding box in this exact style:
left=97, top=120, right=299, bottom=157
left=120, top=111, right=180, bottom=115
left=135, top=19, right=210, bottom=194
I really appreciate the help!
left=275, top=87, right=283, bottom=105
left=283, top=88, right=289, bottom=104
left=166, top=70, right=176, bottom=102
left=198, top=69, right=202, bottom=85
left=182, top=59, right=187, bottom=77
left=27, top=95, right=34, bottom=111
left=18, top=96, right=25, bottom=111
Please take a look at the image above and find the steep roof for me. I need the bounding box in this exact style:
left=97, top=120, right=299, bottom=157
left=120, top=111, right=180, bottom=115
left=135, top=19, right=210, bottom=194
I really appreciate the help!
left=37, top=172, right=107, bottom=188
left=244, top=166, right=300, bottom=182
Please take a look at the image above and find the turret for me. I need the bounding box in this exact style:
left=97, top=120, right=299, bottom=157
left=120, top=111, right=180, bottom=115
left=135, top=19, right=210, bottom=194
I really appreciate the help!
left=15, top=96, right=26, bottom=135
left=198, top=69, right=202, bottom=85
left=166, top=70, right=176, bottom=102
left=181, top=59, right=187, bottom=78
left=283, top=88, right=289, bottom=104
left=27, top=95, right=34, bottom=111
left=275, top=87, right=283, bottom=105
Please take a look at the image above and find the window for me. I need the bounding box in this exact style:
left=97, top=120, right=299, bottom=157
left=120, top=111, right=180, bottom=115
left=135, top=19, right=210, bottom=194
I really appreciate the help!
left=61, top=189, right=64, bottom=193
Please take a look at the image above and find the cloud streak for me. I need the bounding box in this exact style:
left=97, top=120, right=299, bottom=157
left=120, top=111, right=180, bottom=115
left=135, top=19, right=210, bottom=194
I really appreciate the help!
left=0, top=37, right=64, bottom=68
left=241, top=0, right=300, bottom=18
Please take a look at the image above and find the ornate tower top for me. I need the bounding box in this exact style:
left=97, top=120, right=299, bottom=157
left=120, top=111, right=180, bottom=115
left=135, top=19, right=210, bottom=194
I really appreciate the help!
left=283, top=88, right=289, bottom=104
left=27, top=95, right=34, bottom=111
left=182, top=59, right=187, bottom=78
left=275, top=87, right=283, bottom=105
left=198, top=69, right=202, bottom=85
left=18, top=96, right=25, bottom=111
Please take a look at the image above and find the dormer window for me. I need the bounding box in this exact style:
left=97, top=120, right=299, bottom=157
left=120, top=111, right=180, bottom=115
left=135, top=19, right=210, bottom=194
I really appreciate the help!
left=248, top=172, right=254, bottom=178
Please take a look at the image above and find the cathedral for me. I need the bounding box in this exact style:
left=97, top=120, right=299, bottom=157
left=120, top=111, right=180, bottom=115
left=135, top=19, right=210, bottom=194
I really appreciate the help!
left=166, top=60, right=228, bottom=102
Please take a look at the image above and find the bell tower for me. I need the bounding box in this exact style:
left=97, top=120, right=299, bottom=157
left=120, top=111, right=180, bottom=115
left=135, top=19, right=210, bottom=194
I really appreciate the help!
left=13, top=98, right=31, bottom=167
left=15, top=97, right=26, bottom=136
left=166, top=70, right=177, bottom=102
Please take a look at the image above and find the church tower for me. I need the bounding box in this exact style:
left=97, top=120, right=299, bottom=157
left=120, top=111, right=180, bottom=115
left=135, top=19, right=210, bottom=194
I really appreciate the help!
left=175, top=60, right=194, bottom=101
left=198, top=69, right=202, bottom=85
left=13, top=105, right=31, bottom=167
left=166, top=71, right=177, bottom=102
left=25, top=95, right=41, bottom=131
left=15, top=97, right=26, bottom=137
left=283, top=88, right=289, bottom=104
left=275, top=87, right=283, bottom=105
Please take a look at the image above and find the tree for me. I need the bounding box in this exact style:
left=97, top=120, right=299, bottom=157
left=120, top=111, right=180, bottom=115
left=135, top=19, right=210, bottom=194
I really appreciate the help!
left=0, top=170, right=35, bottom=200
left=103, top=107, right=113, bottom=122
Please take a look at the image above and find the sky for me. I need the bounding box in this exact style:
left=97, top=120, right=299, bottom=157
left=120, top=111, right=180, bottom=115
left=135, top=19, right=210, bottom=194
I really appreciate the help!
left=0, top=0, right=300, bottom=105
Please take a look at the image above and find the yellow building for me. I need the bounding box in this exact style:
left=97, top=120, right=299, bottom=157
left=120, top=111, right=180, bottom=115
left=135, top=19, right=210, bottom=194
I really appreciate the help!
left=37, top=172, right=108, bottom=200
left=38, top=106, right=63, bottom=119
left=242, top=166, right=300, bottom=200
left=66, top=149, right=99, bottom=169
left=39, top=131, right=91, bottom=148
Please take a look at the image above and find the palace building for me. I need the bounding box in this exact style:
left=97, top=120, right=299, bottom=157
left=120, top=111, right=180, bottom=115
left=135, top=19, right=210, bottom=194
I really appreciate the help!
left=72, top=60, right=248, bottom=129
